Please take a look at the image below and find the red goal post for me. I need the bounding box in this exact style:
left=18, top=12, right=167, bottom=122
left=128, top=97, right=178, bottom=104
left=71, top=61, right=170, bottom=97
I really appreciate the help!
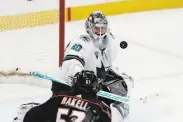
left=59, top=0, right=65, bottom=67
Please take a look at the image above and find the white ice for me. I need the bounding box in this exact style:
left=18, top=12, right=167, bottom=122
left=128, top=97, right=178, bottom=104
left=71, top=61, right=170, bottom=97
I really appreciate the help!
left=0, top=8, right=183, bottom=122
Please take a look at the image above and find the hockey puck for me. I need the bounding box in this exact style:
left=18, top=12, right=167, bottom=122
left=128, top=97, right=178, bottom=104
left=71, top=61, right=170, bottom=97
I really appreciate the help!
left=120, top=41, right=128, bottom=49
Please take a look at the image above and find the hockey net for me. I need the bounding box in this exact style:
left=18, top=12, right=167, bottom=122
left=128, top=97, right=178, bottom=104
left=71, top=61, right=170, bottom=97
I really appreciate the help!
left=0, top=0, right=65, bottom=88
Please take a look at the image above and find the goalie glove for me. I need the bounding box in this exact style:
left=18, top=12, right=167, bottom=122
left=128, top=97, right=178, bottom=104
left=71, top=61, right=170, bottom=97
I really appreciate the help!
left=102, top=68, right=128, bottom=96
left=100, top=68, right=133, bottom=117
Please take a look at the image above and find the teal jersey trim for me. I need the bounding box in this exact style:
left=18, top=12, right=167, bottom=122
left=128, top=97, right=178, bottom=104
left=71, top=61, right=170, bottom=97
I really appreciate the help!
left=63, top=55, right=85, bottom=66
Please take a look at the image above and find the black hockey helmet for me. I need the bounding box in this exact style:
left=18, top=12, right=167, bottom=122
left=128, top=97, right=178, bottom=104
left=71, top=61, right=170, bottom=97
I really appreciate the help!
left=72, top=70, right=100, bottom=98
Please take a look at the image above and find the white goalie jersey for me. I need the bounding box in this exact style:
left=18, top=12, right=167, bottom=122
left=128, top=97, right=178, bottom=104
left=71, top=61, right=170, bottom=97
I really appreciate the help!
left=59, top=32, right=118, bottom=82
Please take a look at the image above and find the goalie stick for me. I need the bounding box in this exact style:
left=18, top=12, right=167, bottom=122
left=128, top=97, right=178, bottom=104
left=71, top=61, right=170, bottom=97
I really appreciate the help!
left=29, top=71, right=129, bottom=104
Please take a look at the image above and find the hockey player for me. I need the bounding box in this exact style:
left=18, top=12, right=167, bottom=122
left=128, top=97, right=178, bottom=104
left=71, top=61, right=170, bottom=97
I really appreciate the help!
left=52, top=10, right=133, bottom=116
left=22, top=71, right=112, bottom=122
left=52, top=11, right=115, bottom=94
left=52, top=11, right=118, bottom=94
left=21, top=70, right=126, bottom=122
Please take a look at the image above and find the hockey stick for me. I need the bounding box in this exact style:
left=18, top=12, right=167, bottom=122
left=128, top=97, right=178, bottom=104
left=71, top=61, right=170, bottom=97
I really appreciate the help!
left=29, top=72, right=129, bottom=104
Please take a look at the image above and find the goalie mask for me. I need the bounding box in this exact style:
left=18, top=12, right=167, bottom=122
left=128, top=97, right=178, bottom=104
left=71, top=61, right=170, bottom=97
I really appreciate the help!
left=85, top=11, right=108, bottom=50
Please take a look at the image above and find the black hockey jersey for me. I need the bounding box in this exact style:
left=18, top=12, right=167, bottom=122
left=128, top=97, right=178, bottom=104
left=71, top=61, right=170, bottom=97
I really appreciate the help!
left=24, top=94, right=111, bottom=122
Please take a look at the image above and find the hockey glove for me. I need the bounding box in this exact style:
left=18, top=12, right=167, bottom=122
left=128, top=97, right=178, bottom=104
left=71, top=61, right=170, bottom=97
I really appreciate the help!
left=102, top=68, right=128, bottom=95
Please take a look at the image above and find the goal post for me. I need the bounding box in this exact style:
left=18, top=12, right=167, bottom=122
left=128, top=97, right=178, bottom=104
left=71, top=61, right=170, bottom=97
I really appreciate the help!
left=59, top=0, right=65, bottom=67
